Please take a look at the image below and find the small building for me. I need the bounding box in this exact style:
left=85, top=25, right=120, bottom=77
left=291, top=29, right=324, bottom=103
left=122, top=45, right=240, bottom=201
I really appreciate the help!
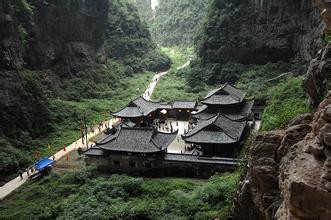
left=113, top=97, right=160, bottom=126
left=166, top=101, right=197, bottom=120
left=192, top=83, right=254, bottom=121
left=84, top=124, right=239, bottom=177
left=182, top=114, right=248, bottom=157
left=113, top=97, right=198, bottom=125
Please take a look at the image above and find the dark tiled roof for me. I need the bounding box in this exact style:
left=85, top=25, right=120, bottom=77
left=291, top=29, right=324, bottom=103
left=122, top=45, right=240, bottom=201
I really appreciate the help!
left=113, top=97, right=199, bottom=118
left=202, top=84, right=247, bottom=105
left=97, top=126, right=177, bottom=153
left=193, top=100, right=254, bottom=121
left=113, top=97, right=159, bottom=118
left=83, top=147, right=104, bottom=156
left=172, top=101, right=197, bottom=109
left=122, top=121, right=136, bottom=128
left=183, top=114, right=246, bottom=144
left=193, top=104, right=208, bottom=114
left=159, top=103, right=173, bottom=109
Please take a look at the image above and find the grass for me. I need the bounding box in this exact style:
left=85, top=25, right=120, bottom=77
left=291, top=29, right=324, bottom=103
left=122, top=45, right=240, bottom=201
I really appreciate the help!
left=152, top=47, right=210, bottom=102
left=37, top=72, right=153, bottom=160
left=261, top=77, right=311, bottom=130
left=152, top=69, right=210, bottom=102
left=0, top=169, right=240, bottom=219
left=161, top=46, right=194, bottom=69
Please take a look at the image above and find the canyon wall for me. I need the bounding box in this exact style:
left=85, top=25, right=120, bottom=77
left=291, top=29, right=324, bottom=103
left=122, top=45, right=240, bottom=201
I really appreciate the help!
left=234, top=94, right=331, bottom=219
left=199, top=0, right=325, bottom=65
left=0, top=0, right=109, bottom=74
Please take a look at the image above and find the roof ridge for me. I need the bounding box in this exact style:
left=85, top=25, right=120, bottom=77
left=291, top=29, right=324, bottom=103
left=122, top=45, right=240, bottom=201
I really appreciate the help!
left=202, top=84, right=227, bottom=100
left=214, top=114, right=242, bottom=140
left=184, top=115, right=218, bottom=138
left=150, top=138, right=162, bottom=150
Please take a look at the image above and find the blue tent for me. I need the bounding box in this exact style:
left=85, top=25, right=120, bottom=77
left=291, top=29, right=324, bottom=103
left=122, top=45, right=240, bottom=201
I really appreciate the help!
left=34, top=157, right=55, bottom=171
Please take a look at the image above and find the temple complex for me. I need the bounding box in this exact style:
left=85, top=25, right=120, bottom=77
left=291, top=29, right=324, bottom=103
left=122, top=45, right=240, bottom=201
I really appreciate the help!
left=84, top=83, right=257, bottom=177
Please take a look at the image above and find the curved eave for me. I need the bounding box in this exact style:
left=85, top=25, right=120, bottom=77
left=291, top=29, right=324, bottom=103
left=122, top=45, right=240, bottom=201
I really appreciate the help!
left=98, top=146, right=164, bottom=154
left=200, top=100, right=242, bottom=106
left=112, top=113, right=143, bottom=118
left=182, top=138, right=238, bottom=145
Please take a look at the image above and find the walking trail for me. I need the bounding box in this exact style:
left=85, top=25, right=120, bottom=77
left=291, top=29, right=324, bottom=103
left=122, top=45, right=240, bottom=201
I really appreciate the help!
left=0, top=60, right=192, bottom=200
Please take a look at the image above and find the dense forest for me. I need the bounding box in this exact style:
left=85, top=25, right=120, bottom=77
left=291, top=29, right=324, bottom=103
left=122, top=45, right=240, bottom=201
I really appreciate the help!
left=133, top=0, right=208, bottom=47
left=0, top=0, right=169, bottom=183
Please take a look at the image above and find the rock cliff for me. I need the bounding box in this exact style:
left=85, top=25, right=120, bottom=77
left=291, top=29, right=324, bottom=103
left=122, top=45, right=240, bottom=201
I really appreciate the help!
left=199, top=0, right=325, bottom=65
left=234, top=94, right=331, bottom=219
left=304, top=1, right=331, bottom=107
left=0, top=0, right=109, bottom=74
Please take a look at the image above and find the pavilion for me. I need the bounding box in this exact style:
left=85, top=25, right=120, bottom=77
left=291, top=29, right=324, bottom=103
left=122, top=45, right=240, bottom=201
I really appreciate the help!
left=84, top=124, right=239, bottom=177
left=183, top=83, right=253, bottom=157
left=192, top=83, right=254, bottom=121
left=112, top=96, right=198, bottom=126
left=182, top=114, right=247, bottom=156
left=84, top=125, right=178, bottom=171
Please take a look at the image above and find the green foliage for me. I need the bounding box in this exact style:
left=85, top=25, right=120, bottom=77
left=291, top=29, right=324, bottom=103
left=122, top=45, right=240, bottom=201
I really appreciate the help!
left=0, top=171, right=240, bottom=219
left=106, top=0, right=171, bottom=72
left=152, top=68, right=209, bottom=102
left=161, top=46, right=194, bottom=69
left=261, top=77, right=311, bottom=130
left=138, top=0, right=208, bottom=47
left=327, top=30, right=331, bottom=43
left=151, top=47, right=209, bottom=102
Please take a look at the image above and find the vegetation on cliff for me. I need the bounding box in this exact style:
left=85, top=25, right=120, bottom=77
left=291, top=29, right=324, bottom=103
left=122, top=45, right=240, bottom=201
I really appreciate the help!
left=133, top=0, right=208, bottom=47
left=0, top=0, right=168, bottom=182
left=261, top=77, right=310, bottom=130
left=107, top=0, right=170, bottom=72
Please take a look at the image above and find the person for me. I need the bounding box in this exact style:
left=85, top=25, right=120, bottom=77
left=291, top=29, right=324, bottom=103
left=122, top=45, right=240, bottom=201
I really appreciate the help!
left=26, top=168, right=29, bottom=176
left=19, top=170, right=23, bottom=180
left=52, top=155, right=56, bottom=161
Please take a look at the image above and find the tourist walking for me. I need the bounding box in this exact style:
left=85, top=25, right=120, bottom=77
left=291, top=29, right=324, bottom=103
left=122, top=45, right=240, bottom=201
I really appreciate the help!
left=18, top=170, right=23, bottom=180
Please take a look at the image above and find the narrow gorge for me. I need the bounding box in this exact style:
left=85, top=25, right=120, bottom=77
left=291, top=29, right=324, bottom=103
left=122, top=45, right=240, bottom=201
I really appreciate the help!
left=0, top=0, right=331, bottom=219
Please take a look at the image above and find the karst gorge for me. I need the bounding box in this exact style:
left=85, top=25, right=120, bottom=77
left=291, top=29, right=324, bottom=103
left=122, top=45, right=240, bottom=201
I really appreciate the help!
left=0, top=0, right=331, bottom=219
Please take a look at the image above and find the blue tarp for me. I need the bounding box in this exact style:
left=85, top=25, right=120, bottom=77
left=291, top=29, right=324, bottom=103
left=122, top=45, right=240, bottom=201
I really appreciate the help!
left=35, top=157, right=55, bottom=171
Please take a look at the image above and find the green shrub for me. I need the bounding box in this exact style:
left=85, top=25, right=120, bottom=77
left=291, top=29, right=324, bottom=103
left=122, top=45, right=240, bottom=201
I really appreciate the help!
left=261, top=77, right=310, bottom=130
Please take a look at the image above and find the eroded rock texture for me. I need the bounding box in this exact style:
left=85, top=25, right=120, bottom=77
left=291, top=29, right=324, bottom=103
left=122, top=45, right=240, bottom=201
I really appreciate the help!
left=199, top=0, right=325, bottom=65
left=304, top=43, right=331, bottom=107
left=234, top=94, right=331, bottom=220
left=304, top=1, right=331, bottom=107
left=0, top=0, right=109, bottom=73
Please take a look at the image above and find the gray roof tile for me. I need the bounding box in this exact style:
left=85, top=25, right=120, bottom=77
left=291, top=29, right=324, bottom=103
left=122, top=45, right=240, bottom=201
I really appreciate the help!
left=97, top=126, right=177, bottom=153
left=202, top=84, right=247, bottom=105
left=183, top=114, right=246, bottom=144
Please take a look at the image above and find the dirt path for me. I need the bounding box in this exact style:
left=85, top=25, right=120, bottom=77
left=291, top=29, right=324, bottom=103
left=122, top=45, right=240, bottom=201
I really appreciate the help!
left=0, top=59, right=191, bottom=200
left=0, top=61, right=191, bottom=200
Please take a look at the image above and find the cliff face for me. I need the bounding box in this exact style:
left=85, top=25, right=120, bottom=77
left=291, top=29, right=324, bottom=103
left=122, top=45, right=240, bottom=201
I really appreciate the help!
left=199, top=0, right=325, bottom=65
left=0, top=0, right=109, bottom=74
left=304, top=1, right=331, bottom=107
left=0, top=0, right=24, bottom=70
left=234, top=95, right=331, bottom=219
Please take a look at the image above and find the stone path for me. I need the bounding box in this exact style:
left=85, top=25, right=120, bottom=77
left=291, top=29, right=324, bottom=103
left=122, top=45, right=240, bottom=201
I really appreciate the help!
left=142, top=60, right=190, bottom=101
left=0, top=61, right=182, bottom=200
left=0, top=118, right=115, bottom=200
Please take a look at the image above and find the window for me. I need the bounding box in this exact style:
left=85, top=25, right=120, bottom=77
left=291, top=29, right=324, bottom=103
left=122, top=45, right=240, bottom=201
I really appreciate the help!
left=114, top=160, right=120, bottom=167
left=144, top=162, right=152, bottom=168
left=129, top=161, right=136, bottom=168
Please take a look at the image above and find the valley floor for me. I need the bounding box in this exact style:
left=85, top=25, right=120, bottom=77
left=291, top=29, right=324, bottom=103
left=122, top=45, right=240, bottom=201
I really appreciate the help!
left=0, top=51, right=241, bottom=219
